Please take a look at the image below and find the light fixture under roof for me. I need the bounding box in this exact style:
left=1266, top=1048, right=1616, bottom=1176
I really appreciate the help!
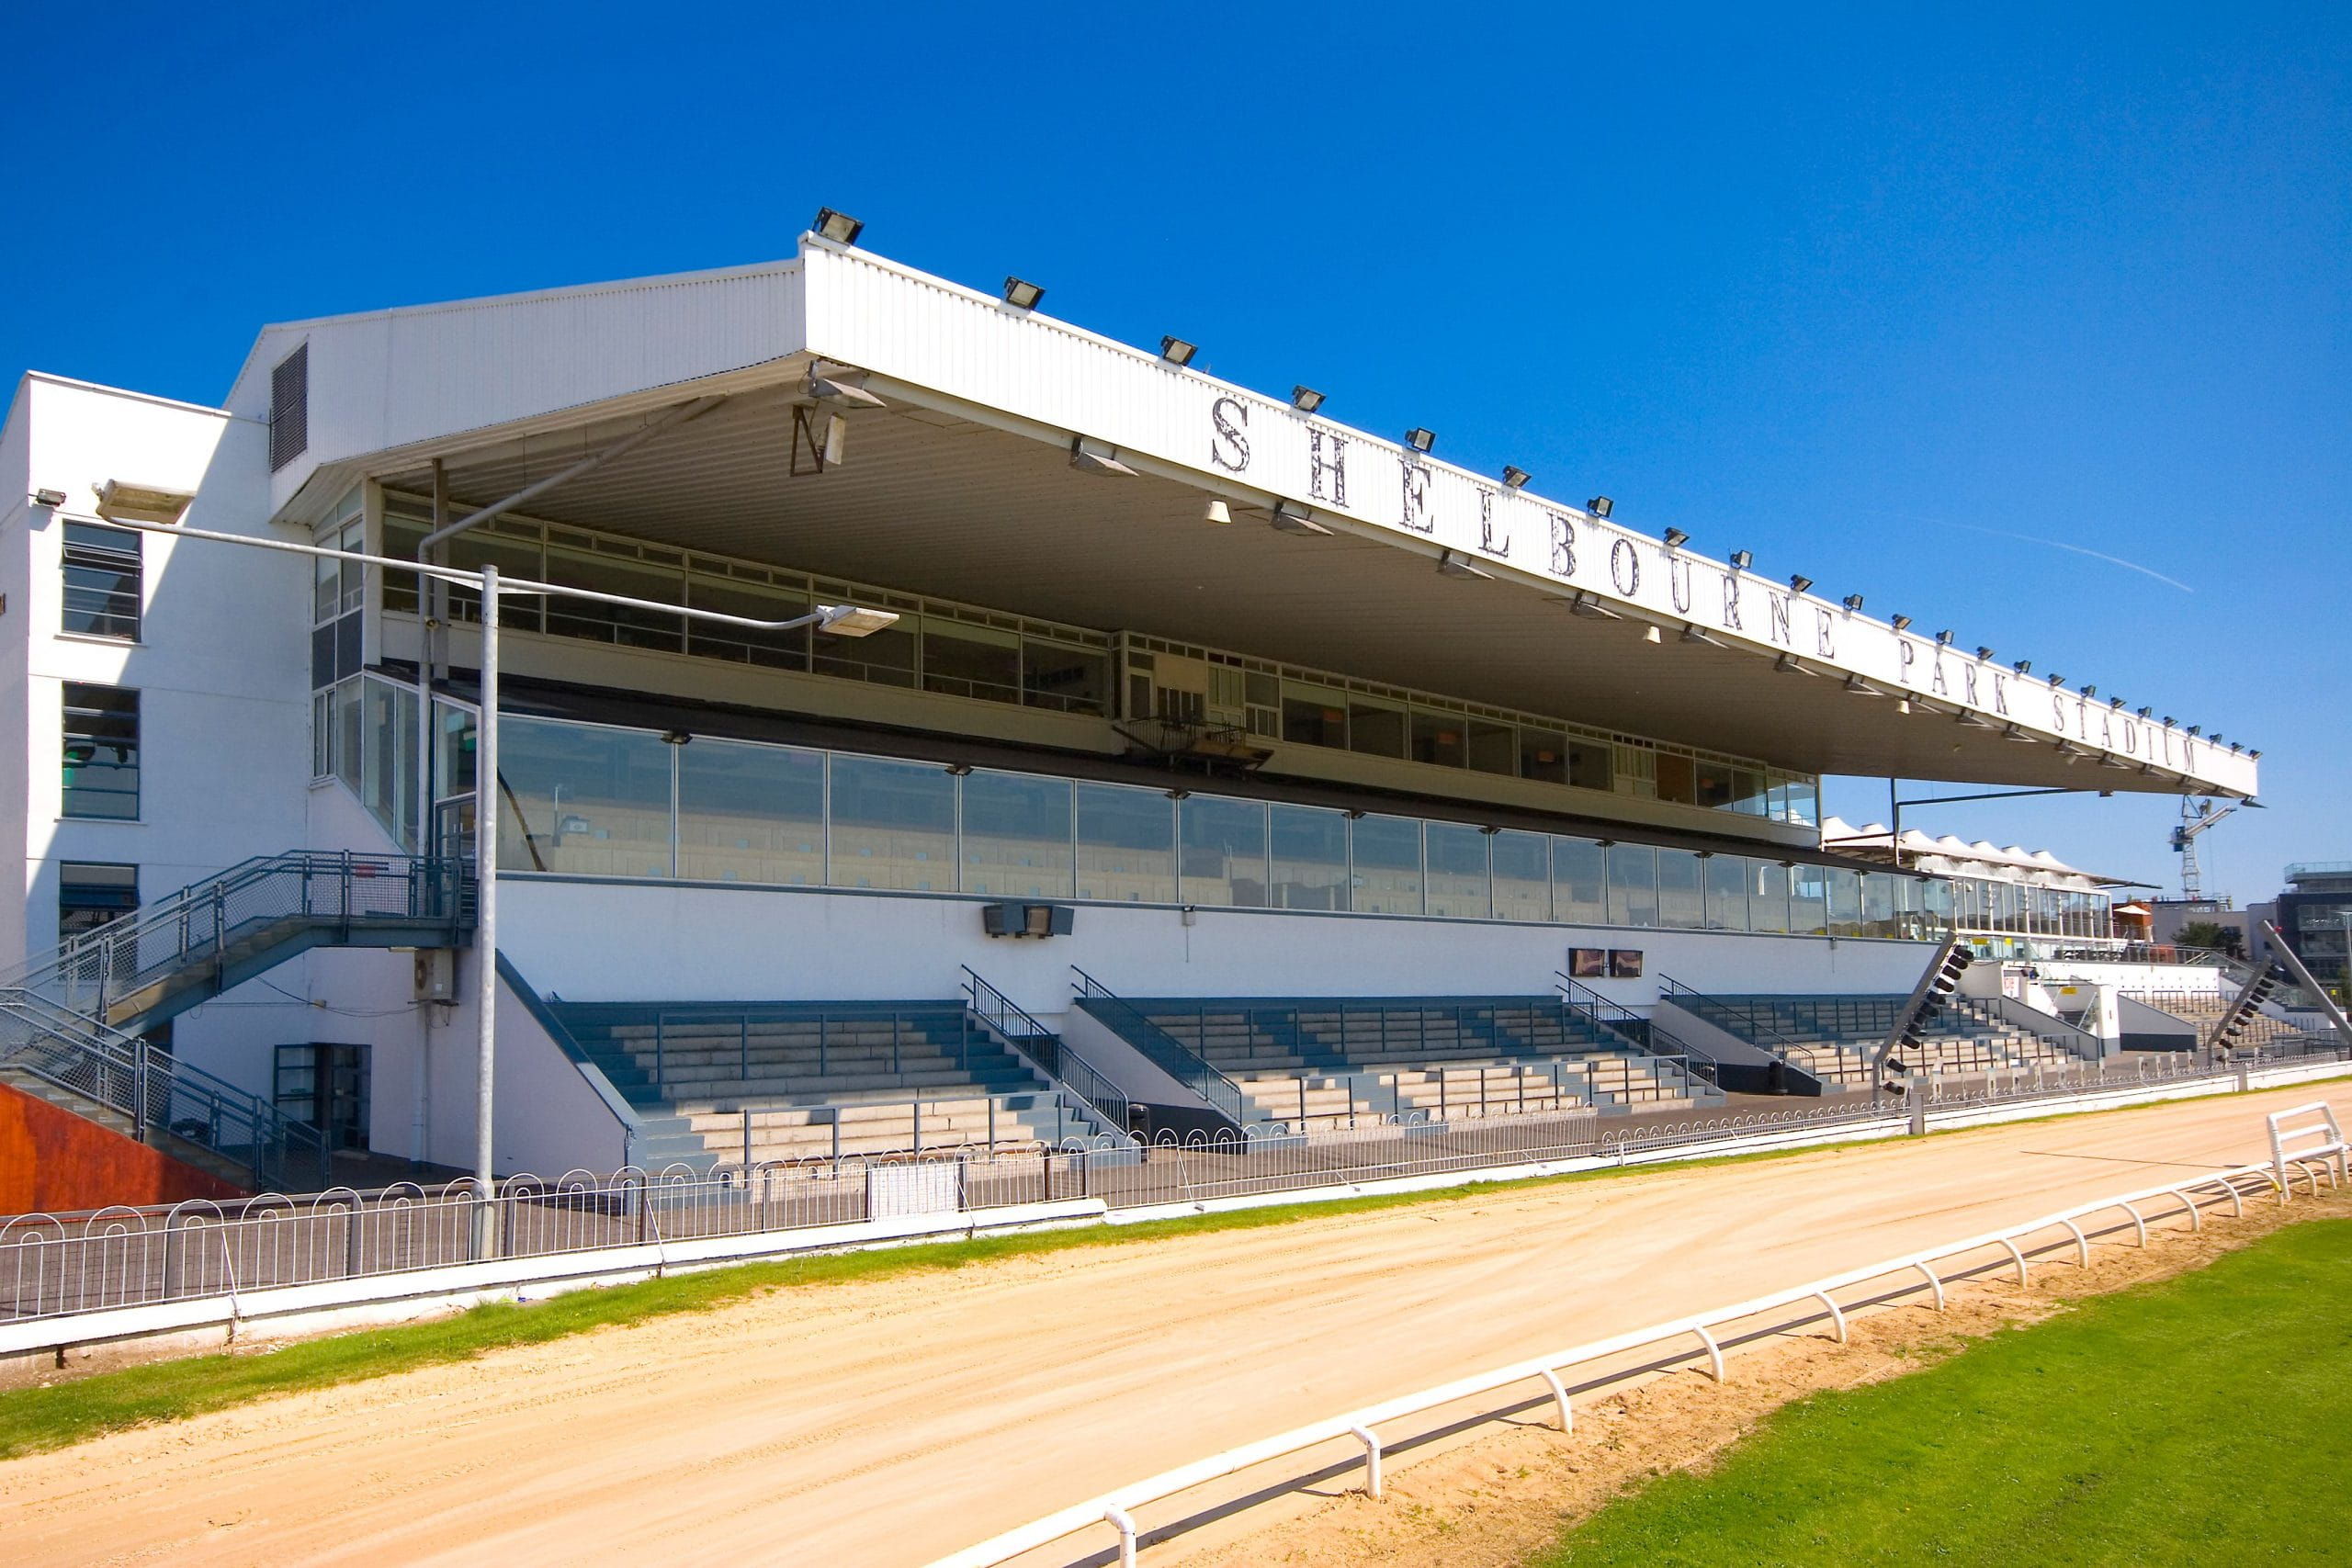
left=1679, top=623, right=1724, bottom=648
left=1270, top=502, right=1330, bottom=536
left=1436, top=548, right=1493, bottom=581
left=1001, top=276, right=1046, bottom=309
left=1202, top=499, right=1233, bottom=525
left=1999, top=723, right=2038, bottom=743
left=1663, top=527, right=1689, bottom=548
left=807, top=368, right=886, bottom=409
left=811, top=207, right=865, bottom=244
left=1729, top=549, right=1752, bottom=570
left=1405, top=427, right=1437, bottom=453
left=1954, top=710, right=1996, bottom=729
left=1501, top=465, right=1532, bottom=490
left=1562, top=591, right=1619, bottom=620
left=1159, top=335, right=1198, bottom=367
left=1842, top=674, right=1882, bottom=696
left=94, top=479, right=195, bottom=525
left=1068, top=436, right=1136, bottom=477
left=30, top=488, right=66, bottom=508
left=1586, top=495, right=1614, bottom=519
left=1773, top=653, right=1813, bottom=675
left=1290, top=385, right=1326, bottom=412
left=814, top=604, right=899, bottom=637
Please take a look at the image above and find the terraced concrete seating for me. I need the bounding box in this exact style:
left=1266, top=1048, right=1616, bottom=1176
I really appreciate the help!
left=550, top=1001, right=1109, bottom=1166
left=2127, top=990, right=2302, bottom=1049
left=1681, top=992, right=2084, bottom=1086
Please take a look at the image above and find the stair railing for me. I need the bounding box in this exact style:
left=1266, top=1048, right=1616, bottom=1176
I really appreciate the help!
left=961, top=967, right=1133, bottom=1138
left=1069, top=968, right=1246, bottom=1129
left=1656, top=977, right=1810, bottom=1064
left=1555, top=975, right=1719, bottom=1090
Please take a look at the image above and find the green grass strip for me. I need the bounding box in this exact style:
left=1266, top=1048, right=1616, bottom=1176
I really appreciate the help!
left=1535, top=1216, right=2352, bottom=1567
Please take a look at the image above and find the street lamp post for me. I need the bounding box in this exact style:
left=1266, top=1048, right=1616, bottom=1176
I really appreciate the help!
left=80, top=516, right=898, bottom=1256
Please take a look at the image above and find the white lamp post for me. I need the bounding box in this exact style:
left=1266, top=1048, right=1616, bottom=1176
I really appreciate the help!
left=83, top=516, right=899, bottom=1255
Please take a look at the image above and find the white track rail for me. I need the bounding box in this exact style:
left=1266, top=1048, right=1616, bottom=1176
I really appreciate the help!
left=930, top=1151, right=2301, bottom=1568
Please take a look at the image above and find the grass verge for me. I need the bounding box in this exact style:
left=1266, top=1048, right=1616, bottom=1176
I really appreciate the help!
left=1533, top=1215, right=2352, bottom=1566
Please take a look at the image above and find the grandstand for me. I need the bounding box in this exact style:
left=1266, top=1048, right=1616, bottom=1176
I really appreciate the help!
left=0, top=220, right=2269, bottom=1208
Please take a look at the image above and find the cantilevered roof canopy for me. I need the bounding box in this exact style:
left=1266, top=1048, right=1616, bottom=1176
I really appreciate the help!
left=253, top=236, right=2257, bottom=799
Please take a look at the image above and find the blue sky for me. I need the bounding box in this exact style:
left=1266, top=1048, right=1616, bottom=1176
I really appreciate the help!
left=6, top=4, right=2345, bottom=903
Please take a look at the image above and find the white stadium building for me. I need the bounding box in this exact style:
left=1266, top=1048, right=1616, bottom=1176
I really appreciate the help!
left=0, top=217, right=2284, bottom=1201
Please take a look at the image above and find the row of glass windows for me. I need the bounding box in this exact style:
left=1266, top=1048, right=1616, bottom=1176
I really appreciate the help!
left=1949, top=877, right=2116, bottom=941
left=489, top=713, right=1943, bottom=938
left=373, top=495, right=1818, bottom=830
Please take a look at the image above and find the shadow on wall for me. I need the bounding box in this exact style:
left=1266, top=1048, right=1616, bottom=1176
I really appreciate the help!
left=0, top=1081, right=249, bottom=1214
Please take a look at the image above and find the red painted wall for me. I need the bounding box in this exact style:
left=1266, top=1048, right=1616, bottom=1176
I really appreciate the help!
left=0, top=1080, right=249, bottom=1214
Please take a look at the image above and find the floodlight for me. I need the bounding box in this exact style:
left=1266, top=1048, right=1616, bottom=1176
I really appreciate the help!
left=1586, top=495, right=1614, bottom=518
left=1640, top=625, right=1662, bottom=644
left=1789, top=574, right=1813, bottom=593
left=807, top=369, right=886, bottom=409
left=31, top=488, right=66, bottom=508
left=2249, top=749, right=2263, bottom=759
left=2013, top=660, right=2031, bottom=674
left=660, top=729, right=693, bottom=747
left=2230, top=741, right=2242, bottom=752
left=1842, top=593, right=1864, bottom=612
left=1502, top=465, right=1532, bottom=490
left=1069, top=436, right=1137, bottom=477
left=1890, top=614, right=1912, bottom=631
left=1291, top=385, right=1326, bottom=412
left=1936, top=629, right=1954, bottom=645
left=820, top=413, right=848, bottom=467
left=1728, top=549, right=1752, bottom=570
left=1001, top=276, right=1046, bottom=309
left=2110, top=697, right=2125, bottom=709
left=815, top=604, right=900, bottom=637
left=2136, top=706, right=2152, bottom=718
left=2080, top=685, right=2096, bottom=697
left=1975, top=646, right=1995, bottom=660
left=1202, top=500, right=1233, bottom=525
left=1562, top=591, right=1619, bottom=620
left=811, top=208, right=865, bottom=244
left=2162, top=716, right=2174, bottom=727
left=1773, top=653, right=1812, bottom=674
left=2049, top=675, right=2065, bottom=687
left=1270, top=502, right=1330, bottom=536
left=1436, top=549, right=1493, bottom=581
left=95, top=479, right=194, bottom=525
left=1406, top=427, right=1437, bottom=453
left=2186, top=724, right=2199, bottom=735
left=1663, top=527, right=1689, bottom=548
left=1679, top=623, right=1724, bottom=648
left=1159, top=336, right=1198, bottom=367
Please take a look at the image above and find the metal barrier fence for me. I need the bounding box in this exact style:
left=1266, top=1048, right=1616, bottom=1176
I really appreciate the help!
left=3, top=1043, right=2343, bottom=1328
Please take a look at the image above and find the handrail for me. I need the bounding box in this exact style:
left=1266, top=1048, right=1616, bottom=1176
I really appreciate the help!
left=928, top=1152, right=2293, bottom=1568
left=961, top=967, right=1134, bottom=1139
left=1657, top=976, right=1811, bottom=1062
left=1069, top=968, right=1246, bottom=1128
left=1555, top=974, right=1718, bottom=1090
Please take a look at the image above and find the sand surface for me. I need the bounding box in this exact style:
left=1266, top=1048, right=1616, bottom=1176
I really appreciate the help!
left=0, top=1088, right=2327, bottom=1568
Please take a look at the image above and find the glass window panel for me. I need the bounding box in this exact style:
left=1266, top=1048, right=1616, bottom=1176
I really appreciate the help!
left=62, top=682, right=140, bottom=820
left=1492, top=830, right=1550, bottom=921
left=62, top=524, right=141, bottom=639
left=813, top=615, right=918, bottom=688
left=1727, top=770, right=1770, bottom=817
left=1693, top=761, right=1737, bottom=810
left=1424, top=822, right=1491, bottom=919
left=1519, top=728, right=1568, bottom=784
left=828, top=754, right=955, bottom=891
left=1409, top=713, right=1466, bottom=769
left=922, top=622, right=1022, bottom=706
left=685, top=573, right=811, bottom=669
left=1282, top=690, right=1348, bottom=748
left=1076, top=783, right=1175, bottom=903
left=1748, top=860, right=1791, bottom=933
left=1790, top=863, right=1829, bottom=935
left=961, top=771, right=1074, bottom=897
left=1179, top=795, right=1269, bottom=908
left=1655, top=753, right=1698, bottom=806
left=678, top=739, right=825, bottom=886
left=497, top=718, right=673, bottom=877
left=1567, top=739, right=1613, bottom=791
left=382, top=513, right=424, bottom=615
left=1552, top=837, right=1608, bottom=924
left=1023, top=640, right=1110, bottom=716
left=1656, top=848, right=1703, bottom=928
left=1349, top=701, right=1407, bottom=758
left=544, top=543, right=685, bottom=651
left=1269, top=804, right=1349, bottom=911
left=1786, top=776, right=1820, bottom=828
left=1863, top=872, right=1898, bottom=939
left=1350, top=815, right=1423, bottom=914
left=444, top=529, right=546, bottom=633
left=1827, top=868, right=1864, bottom=936
left=1466, top=721, right=1517, bottom=775
left=361, top=679, right=419, bottom=851
left=1704, top=853, right=1750, bottom=931
left=333, top=678, right=363, bottom=797
left=1607, top=843, right=1657, bottom=926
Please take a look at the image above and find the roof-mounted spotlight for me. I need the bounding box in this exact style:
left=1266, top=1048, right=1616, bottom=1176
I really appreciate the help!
left=1891, top=614, right=1912, bottom=632
left=1936, top=629, right=1954, bottom=646
left=1202, top=500, right=1233, bottom=525
left=1728, top=549, right=1753, bottom=570
left=2249, top=748, right=2263, bottom=759
left=2136, top=706, right=2152, bottom=718
left=2109, top=697, right=2125, bottom=709
left=1842, top=674, right=1882, bottom=696
left=2230, top=741, right=2243, bottom=752
left=1586, top=495, right=1614, bottom=518
left=1679, top=623, right=1724, bottom=648
left=1290, top=385, right=1326, bottom=413
left=1842, top=593, right=1864, bottom=612
left=2049, top=675, right=2066, bottom=688
left=2079, top=685, right=2096, bottom=698
left=30, top=488, right=66, bottom=508
left=1562, top=591, right=1620, bottom=620
left=1663, top=527, right=1689, bottom=548
left=1789, top=574, right=1814, bottom=593
left=1975, top=646, right=1995, bottom=660
left=1270, top=502, right=1330, bottom=536
left=1001, top=276, right=1046, bottom=309
left=1159, top=335, right=1198, bottom=367
left=1436, top=548, right=1493, bottom=581
left=1502, top=465, right=1532, bottom=491
left=1406, top=427, right=1437, bottom=453
left=811, top=207, right=865, bottom=244
left=2162, top=716, right=2175, bottom=728
left=2013, top=660, right=2031, bottom=674
left=2186, top=724, right=2199, bottom=735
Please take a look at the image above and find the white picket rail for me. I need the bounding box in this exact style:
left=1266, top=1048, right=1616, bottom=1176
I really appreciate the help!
left=2267, top=1101, right=2347, bottom=1198
left=929, top=1152, right=2297, bottom=1568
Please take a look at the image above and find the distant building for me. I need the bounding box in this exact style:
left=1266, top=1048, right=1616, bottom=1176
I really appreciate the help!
left=2273, top=863, right=2352, bottom=985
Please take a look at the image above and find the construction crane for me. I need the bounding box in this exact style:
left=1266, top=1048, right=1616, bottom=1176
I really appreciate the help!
left=2171, top=796, right=2239, bottom=901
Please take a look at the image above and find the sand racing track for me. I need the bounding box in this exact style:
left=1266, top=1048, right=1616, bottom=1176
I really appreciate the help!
left=0, top=1086, right=2330, bottom=1567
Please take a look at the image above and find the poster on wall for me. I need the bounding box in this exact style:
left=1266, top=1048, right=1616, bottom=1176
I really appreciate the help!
left=1609, top=949, right=1645, bottom=978
left=1568, top=947, right=1610, bottom=978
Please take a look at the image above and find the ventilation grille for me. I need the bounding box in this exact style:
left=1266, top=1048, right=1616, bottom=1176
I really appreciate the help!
left=268, top=343, right=309, bottom=472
